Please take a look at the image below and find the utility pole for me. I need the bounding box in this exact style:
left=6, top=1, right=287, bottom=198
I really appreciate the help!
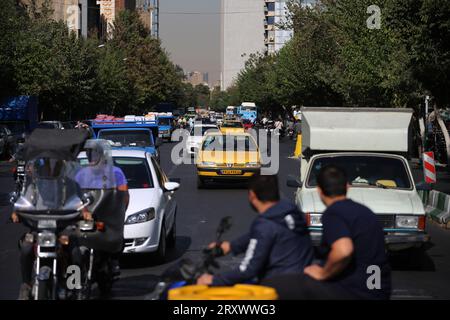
left=424, top=95, right=430, bottom=149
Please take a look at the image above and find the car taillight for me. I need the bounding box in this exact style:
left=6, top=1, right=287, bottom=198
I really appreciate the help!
left=418, top=216, right=426, bottom=231
left=96, top=221, right=105, bottom=232
left=305, top=212, right=311, bottom=226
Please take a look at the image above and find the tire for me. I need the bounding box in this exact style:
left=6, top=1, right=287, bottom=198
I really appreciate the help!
left=97, top=276, right=113, bottom=297
left=197, top=176, right=205, bottom=189
left=154, top=224, right=167, bottom=263
left=167, top=213, right=177, bottom=249
left=37, top=279, right=51, bottom=300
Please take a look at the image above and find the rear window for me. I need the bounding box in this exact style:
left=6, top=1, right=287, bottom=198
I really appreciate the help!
left=222, top=122, right=242, bottom=128
left=78, top=157, right=154, bottom=189
left=202, top=135, right=258, bottom=151
left=98, top=130, right=153, bottom=147
left=190, top=126, right=219, bottom=136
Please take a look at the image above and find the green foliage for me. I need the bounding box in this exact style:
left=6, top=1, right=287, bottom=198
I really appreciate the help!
left=234, top=0, right=450, bottom=112
left=0, top=3, right=185, bottom=120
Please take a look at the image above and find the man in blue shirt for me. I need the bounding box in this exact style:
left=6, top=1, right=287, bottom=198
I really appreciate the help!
left=196, top=174, right=314, bottom=286
left=263, top=165, right=391, bottom=299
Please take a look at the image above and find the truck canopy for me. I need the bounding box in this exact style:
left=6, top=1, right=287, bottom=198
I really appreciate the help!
left=301, top=107, right=413, bottom=156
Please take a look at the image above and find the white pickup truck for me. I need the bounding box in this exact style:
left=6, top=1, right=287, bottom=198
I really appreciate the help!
left=287, top=107, right=430, bottom=251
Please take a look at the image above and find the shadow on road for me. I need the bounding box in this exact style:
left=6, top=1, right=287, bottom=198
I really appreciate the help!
left=111, top=274, right=161, bottom=299
left=119, top=236, right=192, bottom=269
left=388, top=246, right=436, bottom=271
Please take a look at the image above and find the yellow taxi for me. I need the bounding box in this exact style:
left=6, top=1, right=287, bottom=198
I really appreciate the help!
left=220, top=120, right=245, bottom=134
left=196, top=132, right=261, bottom=188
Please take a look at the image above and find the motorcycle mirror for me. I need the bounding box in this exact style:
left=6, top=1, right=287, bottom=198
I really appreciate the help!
left=82, top=192, right=95, bottom=205
left=216, top=216, right=232, bottom=241
left=9, top=191, right=19, bottom=204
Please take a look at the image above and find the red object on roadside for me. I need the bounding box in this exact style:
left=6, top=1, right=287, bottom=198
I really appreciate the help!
left=423, top=151, right=436, bottom=184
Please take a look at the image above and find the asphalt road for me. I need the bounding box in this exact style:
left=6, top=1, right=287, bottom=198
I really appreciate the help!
left=0, top=139, right=449, bottom=300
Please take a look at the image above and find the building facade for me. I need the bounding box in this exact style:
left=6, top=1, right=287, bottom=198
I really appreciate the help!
left=19, top=0, right=158, bottom=39
left=264, top=0, right=293, bottom=55
left=220, top=0, right=265, bottom=91
left=220, top=0, right=293, bottom=90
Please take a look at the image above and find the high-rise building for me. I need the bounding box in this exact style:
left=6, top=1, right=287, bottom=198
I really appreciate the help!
left=19, top=0, right=159, bottom=39
left=264, top=1, right=293, bottom=55
left=220, top=0, right=293, bottom=90
left=187, top=71, right=205, bottom=87
left=220, top=0, right=265, bottom=91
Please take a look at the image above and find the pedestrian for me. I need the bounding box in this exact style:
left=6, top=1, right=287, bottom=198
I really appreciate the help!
left=196, top=174, right=314, bottom=286
left=262, top=165, right=391, bottom=300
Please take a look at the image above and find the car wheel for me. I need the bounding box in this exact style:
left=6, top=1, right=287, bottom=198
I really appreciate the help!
left=197, top=176, right=205, bottom=189
left=167, top=213, right=176, bottom=249
left=154, top=223, right=167, bottom=263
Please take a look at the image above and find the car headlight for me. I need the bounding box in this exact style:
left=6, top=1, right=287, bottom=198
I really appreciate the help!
left=37, top=231, right=56, bottom=247
left=395, top=215, right=419, bottom=228
left=245, top=162, right=260, bottom=168
left=125, top=208, right=156, bottom=225
left=306, top=213, right=322, bottom=227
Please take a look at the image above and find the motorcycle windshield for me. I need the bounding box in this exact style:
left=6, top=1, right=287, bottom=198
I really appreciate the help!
left=75, top=139, right=118, bottom=189
left=15, top=160, right=83, bottom=213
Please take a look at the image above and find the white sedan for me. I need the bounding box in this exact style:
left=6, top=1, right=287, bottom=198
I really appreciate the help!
left=186, top=124, right=219, bottom=157
left=78, top=149, right=179, bottom=261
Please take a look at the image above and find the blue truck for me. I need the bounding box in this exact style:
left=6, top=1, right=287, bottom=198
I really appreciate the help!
left=157, top=113, right=175, bottom=141
left=91, top=116, right=162, bottom=161
left=237, top=102, right=258, bottom=124
left=0, top=96, right=39, bottom=134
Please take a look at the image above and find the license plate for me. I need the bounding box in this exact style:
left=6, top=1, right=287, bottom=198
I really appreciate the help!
left=220, top=170, right=242, bottom=175
left=37, top=220, right=57, bottom=229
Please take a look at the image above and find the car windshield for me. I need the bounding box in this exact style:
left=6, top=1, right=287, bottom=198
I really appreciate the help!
left=98, top=130, right=153, bottom=147
left=158, top=118, right=172, bottom=126
left=222, top=122, right=242, bottom=128
left=202, top=135, right=258, bottom=151
left=190, top=126, right=219, bottom=136
left=307, top=155, right=412, bottom=189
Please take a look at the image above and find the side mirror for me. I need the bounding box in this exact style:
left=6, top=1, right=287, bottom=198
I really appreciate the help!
left=164, top=181, right=180, bottom=192
left=287, top=175, right=302, bottom=188
left=416, top=182, right=432, bottom=191
left=170, top=177, right=181, bottom=183
left=155, top=138, right=163, bottom=148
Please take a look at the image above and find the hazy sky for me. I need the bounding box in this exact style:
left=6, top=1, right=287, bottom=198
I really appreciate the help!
left=159, top=0, right=221, bottom=86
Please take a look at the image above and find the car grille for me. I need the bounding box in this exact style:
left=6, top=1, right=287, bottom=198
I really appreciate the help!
left=376, top=215, right=395, bottom=229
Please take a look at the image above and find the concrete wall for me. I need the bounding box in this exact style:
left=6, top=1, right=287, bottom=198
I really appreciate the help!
left=220, top=0, right=265, bottom=90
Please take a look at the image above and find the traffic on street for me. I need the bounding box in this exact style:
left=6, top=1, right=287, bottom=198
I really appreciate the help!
left=1, top=0, right=450, bottom=309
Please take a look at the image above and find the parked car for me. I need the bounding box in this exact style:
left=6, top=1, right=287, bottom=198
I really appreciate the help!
left=37, top=121, right=64, bottom=130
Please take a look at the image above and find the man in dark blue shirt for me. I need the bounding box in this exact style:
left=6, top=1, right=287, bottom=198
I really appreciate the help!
left=196, top=174, right=314, bottom=286
left=263, top=165, right=391, bottom=299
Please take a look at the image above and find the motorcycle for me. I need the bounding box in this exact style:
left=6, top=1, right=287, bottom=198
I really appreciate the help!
left=11, top=130, right=127, bottom=300
left=146, top=216, right=232, bottom=300
left=11, top=128, right=91, bottom=300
